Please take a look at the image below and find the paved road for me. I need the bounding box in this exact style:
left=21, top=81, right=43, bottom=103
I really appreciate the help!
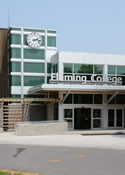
left=0, top=144, right=125, bottom=175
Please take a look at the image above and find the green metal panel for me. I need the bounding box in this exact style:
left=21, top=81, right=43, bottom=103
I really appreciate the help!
left=24, top=29, right=45, bottom=33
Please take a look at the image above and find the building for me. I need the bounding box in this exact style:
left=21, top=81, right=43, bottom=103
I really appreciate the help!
left=1, top=26, right=125, bottom=130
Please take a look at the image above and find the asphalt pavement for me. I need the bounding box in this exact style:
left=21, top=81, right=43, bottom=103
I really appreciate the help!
left=0, top=144, right=125, bottom=175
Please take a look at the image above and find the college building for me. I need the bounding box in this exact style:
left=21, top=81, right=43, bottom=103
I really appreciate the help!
left=0, top=26, right=125, bottom=131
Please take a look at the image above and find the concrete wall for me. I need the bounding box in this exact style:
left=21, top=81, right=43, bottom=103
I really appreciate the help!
left=46, top=104, right=54, bottom=120
left=15, top=121, right=68, bottom=136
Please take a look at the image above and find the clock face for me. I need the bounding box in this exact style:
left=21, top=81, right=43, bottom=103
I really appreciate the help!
left=27, top=33, right=42, bottom=48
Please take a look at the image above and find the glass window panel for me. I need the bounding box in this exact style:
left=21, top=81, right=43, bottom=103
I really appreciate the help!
left=116, top=109, right=123, bottom=127
left=74, top=64, right=93, bottom=74
left=47, top=30, right=56, bottom=34
left=24, top=76, right=44, bottom=86
left=11, top=48, right=21, bottom=58
left=47, top=36, right=56, bottom=47
left=94, top=94, right=103, bottom=104
left=11, top=76, right=21, bottom=86
left=11, top=62, right=21, bottom=72
left=94, top=65, right=103, bottom=74
left=108, top=109, right=114, bottom=127
left=116, top=95, right=125, bottom=104
left=24, top=49, right=45, bottom=59
left=10, top=94, right=21, bottom=98
left=107, top=94, right=116, bottom=104
left=47, top=63, right=51, bottom=73
left=24, top=29, right=45, bottom=33
left=64, top=64, right=73, bottom=73
left=64, top=109, right=72, bottom=118
left=74, top=94, right=93, bottom=104
left=53, top=64, right=58, bottom=73
left=23, top=35, right=45, bottom=46
left=117, top=66, right=125, bottom=75
left=64, top=94, right=72, bottom=104
left=47, top=76, right=51, bottom=84
left=108, top=65, right=115, bottom=75
left=11, top=34, right=21, bottom=44
left=93, top=119, right=101, bottom=128
left=93, top=109, right=102, bottom=118
left=11, top=28, right=21, bottom=31
left=24, top=63, right=44, bottom=73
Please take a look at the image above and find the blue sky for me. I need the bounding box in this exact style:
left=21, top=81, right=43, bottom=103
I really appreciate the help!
left=0, top=0, right=125, bottom=54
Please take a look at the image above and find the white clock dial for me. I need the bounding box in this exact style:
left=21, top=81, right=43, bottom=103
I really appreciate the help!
left=27, top=33, right=42, bottom=48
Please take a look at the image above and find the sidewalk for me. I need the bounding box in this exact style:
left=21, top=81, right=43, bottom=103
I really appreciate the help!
left=0, top=132, right=125, bottom=150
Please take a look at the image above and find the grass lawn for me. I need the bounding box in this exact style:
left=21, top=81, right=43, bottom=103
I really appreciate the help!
left=0, top=170, right=44, bottom=175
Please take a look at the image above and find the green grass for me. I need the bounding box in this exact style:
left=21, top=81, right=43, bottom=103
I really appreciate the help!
left=0, top=170, right=44, bottom=175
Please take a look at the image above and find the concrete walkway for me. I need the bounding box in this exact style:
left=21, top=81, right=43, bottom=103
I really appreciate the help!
left=0, top=132, right=125, bottom=150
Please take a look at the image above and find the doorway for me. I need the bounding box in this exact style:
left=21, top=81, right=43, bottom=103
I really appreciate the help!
left=74, top=108, right=91, bottom=129
left=108, top=109, right=123, bottom=128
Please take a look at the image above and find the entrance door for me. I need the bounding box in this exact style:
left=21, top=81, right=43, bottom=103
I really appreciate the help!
left=74, top=108, right=91, bottom=129
left=108, top=109, right=123, bottom=128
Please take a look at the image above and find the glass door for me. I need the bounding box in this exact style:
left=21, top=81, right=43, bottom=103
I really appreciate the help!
left=92, top=109, right=102, bottom=129
left=108, top=109, right=123, bottom=128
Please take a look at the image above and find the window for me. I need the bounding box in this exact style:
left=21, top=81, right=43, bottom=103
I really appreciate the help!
left=24, top=76, right=44, bottom=86
left=94, top=65, right=103, bottom=74
left=47, top=36, right=56, bottom=47
left=24, top=49, right=45, bottom=59
left=11, top=76, right=21, bottom=86
left=64, top=64, right=73, bottom=73
left=47, top=63, right=51, bottom=73
left=11, top=62, right=21, bottom=72
left=11, top=34, right=21, bottom=45
left=64, top=94, right=72, bottom=104
left=11, top=48, right=21, bottom=58
left=74, top=64, right=93, bottom=74
left=117, top=66, right=125, bottom=75
left=53, top=64, right=58, bottom=73
left=24, top=63, right=44, bottom=73
left=74, top=94, right=93, bottom=104
left=94, top=94, right=103, bottom=104
left=108, top=65, right=116, bottom=75
left=64, top=109, right=72, bottom=119
left=24, top=29, right=45, bottom=33
left=47, top=30, right=56, bottom=34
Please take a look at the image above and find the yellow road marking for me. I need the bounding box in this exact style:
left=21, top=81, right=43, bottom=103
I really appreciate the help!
left=74, top=153, right=87, bottom=157
left=48, top=159, right=64, bottom=162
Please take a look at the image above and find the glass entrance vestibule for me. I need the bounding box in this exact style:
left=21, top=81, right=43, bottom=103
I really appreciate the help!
left=64, top=107, right=124, bottom=130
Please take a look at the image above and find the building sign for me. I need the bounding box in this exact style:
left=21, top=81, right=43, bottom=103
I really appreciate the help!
left=50, top=73, right=122, bottom=85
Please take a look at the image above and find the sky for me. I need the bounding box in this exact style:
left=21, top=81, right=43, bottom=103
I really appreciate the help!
left=0, top=0, right=125, bottom=55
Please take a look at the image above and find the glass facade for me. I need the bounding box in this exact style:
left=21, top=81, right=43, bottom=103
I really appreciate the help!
left=11, top=34, right=21, bottom=45
left=11, top=48, right=21, bottom=58
left=11, top=76, right=21, bottom=86
left=47, top=63, right=51, bottom=73
left=24, top=63, right=44, bottom=73
left=24, top=76, right=44, bottom=86
left=47, top=37, right=56, bottom=47
left=24, top=49, right=45, bottom=59
left=11, top=62, right=21, bottom=72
